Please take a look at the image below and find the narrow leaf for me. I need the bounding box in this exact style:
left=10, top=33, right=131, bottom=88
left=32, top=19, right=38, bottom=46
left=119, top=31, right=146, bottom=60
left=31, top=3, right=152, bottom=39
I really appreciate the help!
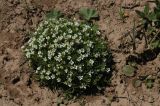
left=79, top=8, right=98, bottom=21
left=135, top=10, right=146, bottom=19
left=144, top=3, right=150, bottom=15
left=46, top=10, right=62, bottom=19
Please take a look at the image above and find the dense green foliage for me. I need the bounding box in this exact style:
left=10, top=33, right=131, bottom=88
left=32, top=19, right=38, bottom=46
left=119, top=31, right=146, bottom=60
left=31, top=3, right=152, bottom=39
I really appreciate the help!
left=136, top=0, right=160, bottom=49
left=22, top=18, right=112, bottom=95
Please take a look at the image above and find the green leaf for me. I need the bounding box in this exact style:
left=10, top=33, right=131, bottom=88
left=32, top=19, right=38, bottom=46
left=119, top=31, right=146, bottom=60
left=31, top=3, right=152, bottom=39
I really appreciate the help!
left=150, top=39, right=160, bottom=49
left=79, top=8, right=98, bottom=21
left=144, top=4, right=150, bottom=15
left=46, top=10, right=62, bottom=19
left=132, top=79, right=142, bottom=88
left=148, top=12, right=157, bottom=21
left=122, top=65, right=136, bottom=77
left=135, top=10, right=146, bottom=19
left=147, top=26, right=155, bottom=34
left=146, top=79, right=154, bottom=88
left=119, top=7, right=125, bottom=19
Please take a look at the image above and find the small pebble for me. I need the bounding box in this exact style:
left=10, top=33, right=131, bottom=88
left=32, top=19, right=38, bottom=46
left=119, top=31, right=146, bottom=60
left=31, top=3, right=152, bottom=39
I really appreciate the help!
left=139, top=96, right=144, bottom=100
left=131, top=91, right=136, bottom=95
left=148, top=97, right=154, bottom=103
left=157, top=72, right=160, bottom=78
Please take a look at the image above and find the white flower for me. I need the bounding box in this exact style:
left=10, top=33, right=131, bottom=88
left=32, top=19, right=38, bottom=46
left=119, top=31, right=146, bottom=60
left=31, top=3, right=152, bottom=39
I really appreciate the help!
left=45, top=76, right=50, bottom=80
left=74, top=22, right=79, bottom=26
left=106, top=68, right=111, bottom=73
left=94, top=53, right=100, bottom=58
left=80, top=84, right=86, bottom=89
left=81, top=48, right=85, bottom=53
left=87, top=41, right=93, bottom=47
left=88, top=71, right=92, bottom=76
left=62, top=32, right=66, bottom=36
left=68, top=29, right=72, bottom=34
left=74, top=65, right=78, bottom=70
left=78, top=76, right=83, bottom=80
left=26, top=52, right=31, bottom=58
left=67, top=56, right=71, bottom=60
left=46, top=71, right=51, bottom=75
left=35, top=70, right=38, bottom=73
left=72, top=34, right=77, bottom=39
left=82, top=27, right=87, bottom=32
left=51, top=74, right=55, bottom=79
left=42, top=69, right=46, bottom=74
left=68, top=77, right=72, bottom=82
left=68, top=83, right=72, bottom=87
left=86, top=33, right=89, bottom=36
left=48, top=64, right=51, bottom=67
left=42, top=28, right=49, bottom=35
left=43, top=57, right=47, bottom=62
left=55, top=26, right=59, bottom=31
left=64, top=69, right=68, bottom=73
left=57, top=78, right=61, bottom=82
left=96, top=31, right=101, bottom=35
left=89, top=59, right=94, bottom=65
left=40, top=75, right=44, bottom=79
left=46, top=36, right=50, bottom=40
left=67, top=35, right=71, bottom=38
left=78, top=32, right=82, bottom=35
left=52, top=33, right=56, bottom=37
left=37, top=67, right=41, bottom=71
left=69, top=60, right=74, bottom=65
left=38, top=51, right=42, bottom=55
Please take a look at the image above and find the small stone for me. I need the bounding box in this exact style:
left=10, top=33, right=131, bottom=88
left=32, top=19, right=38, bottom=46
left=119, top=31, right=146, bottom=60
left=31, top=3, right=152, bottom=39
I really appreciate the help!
left=63, top=99, right=69, bottom=105
left=8, top=23, right=16, bottom=32
left=157, top=72, right=160, bottom=78
left=8, top=86, right=21, bottom=98
left=114, top=58, right=121, bottom=63
left=34, top=96, right=40, bottom=102
left=0, top=94, right=2, bottom=98
left=12, top=76, right=20, bottom=84
left=147, top=75, right=152, bottom=79
left=3, top=28, right=10, bottom=33
left=16, top=17, right=26, bottom=25
left=42, top=5, right=49, bottom=11
left=139, top=96, right=144, bottom=100
left=9, top=29, right=16, bottom=33
left=15, top=6, right=24, bottom=14
left=148, top=97, right=154, bottom=103
left=131, top=91, right=136, bottom=95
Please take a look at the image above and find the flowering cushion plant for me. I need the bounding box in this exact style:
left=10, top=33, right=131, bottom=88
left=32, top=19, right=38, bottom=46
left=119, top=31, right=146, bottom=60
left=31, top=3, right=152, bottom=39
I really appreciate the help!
left=23, top=18, right=112, bottom=94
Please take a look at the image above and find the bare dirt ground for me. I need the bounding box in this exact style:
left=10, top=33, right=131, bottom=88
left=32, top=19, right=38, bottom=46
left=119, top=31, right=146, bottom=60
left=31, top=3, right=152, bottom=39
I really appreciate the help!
left=0, top=0, right=160, bottom=106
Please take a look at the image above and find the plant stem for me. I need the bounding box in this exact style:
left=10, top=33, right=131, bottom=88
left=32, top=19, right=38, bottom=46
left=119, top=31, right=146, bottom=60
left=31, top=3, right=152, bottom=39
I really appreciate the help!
left=144, top=31, right=148, bottom=48
left=132, top=18, right=136, bottom=51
